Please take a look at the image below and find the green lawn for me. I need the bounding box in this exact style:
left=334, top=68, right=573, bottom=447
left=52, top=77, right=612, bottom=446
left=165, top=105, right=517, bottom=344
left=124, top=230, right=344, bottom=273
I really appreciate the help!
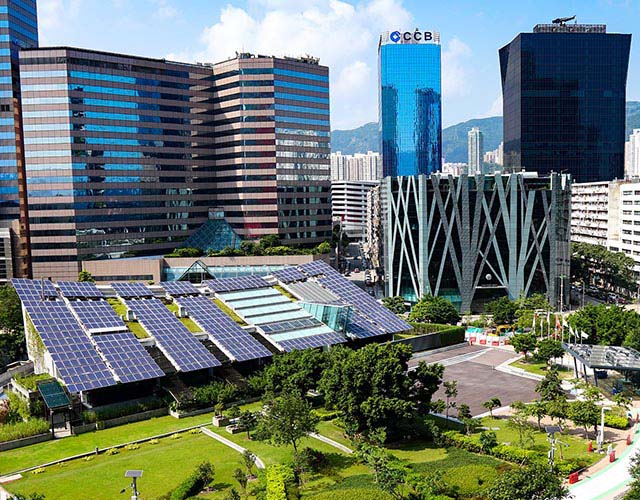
left=166, top=302, right=202, bottom=332
left=106, top=298, right=148, bottom=339
left=0, top=412, right=218, bottom=474
left=213, top=298, right=247, bottom=325
left=316, top=420, right=352, bottom=448
left=510, top=359, right=574, bottom=379
left=476, top=417, right=597, bottom=466
left=6, top=431, right=241, bottom=500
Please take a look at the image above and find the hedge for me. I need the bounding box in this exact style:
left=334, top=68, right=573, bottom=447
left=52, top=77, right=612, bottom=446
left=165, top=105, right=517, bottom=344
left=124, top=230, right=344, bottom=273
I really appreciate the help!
left=438, top=326, right=466, bottom=347
left=82, top=396, right=167, bottom=424
left=605, top=412, right=630, bottom=430
left=0, top=418, right=49, bottom=443
left=266, top=464, right=299, bottom=500
left=408, top=322, right=454, bottom=334
left=169, top=462, right=214, bottom=500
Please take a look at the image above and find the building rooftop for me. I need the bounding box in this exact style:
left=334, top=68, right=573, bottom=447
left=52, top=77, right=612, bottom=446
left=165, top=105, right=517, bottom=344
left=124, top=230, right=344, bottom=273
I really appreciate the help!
left=533, top=23, right=606, bottom=34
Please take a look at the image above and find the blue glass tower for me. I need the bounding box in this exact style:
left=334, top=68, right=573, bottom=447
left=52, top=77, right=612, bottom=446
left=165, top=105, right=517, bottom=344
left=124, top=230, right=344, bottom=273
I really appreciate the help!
left=378, top=30, right=441, bottom=177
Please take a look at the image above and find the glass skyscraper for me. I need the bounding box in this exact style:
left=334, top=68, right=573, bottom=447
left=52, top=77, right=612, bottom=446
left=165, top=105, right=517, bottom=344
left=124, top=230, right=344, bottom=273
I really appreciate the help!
left=378, top=30, right=441, bottom=177
left=0, top=0, right=38, bottom=277
left=500, top=22, right=631, bottom=183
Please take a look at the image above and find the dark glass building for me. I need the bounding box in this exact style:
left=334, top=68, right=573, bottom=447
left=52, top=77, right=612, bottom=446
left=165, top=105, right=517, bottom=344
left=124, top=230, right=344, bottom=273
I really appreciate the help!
left=0, top=0, right=38, bottom=277
left=500, top=22, right=631, bottom=182
left=19, top=47, right=215, bottom=281
left=378, top=30, right=441, bottom=177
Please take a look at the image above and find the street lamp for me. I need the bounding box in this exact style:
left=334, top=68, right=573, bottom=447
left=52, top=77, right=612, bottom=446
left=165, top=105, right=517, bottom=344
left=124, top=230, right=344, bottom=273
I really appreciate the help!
left=120, top=470, right=143, bottom=500
left=545, top=425, right=562, bottom=471
left=597, top=406, right=611, bottom=452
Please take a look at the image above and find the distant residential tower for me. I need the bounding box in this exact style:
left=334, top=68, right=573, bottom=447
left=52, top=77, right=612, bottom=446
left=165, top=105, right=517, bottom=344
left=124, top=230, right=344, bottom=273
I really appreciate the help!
left=467, top=127, right=484, bottom=174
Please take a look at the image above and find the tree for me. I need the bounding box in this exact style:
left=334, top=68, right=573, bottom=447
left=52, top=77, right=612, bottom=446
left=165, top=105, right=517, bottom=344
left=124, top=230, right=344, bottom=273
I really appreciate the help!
left=319, top=343, right=416, bottom=440
left=242, top=450, right=256, bottom=478
left=258, top=348, right=327, bottom=396
left=479, top=431, right=498, bottom=453
left=238, top=410, right=257, bottom=439
left=568, top=400, right=600, bottom=439
left=78, top=270, right=95, bottom=283
left=233, top=468, right=248, bottom=500
left=482, top=397, right=501, bottom=418
left=508, top=406, right=535, bottom=448
left=223, top=489, right=241, bottom=500
left=571, top=242, right=635, bottom=295
left=172, top=247, right=203, bottom=258
left=510, top=333, right=538, bottom=360
left=0, top=285, right=25, bottom=369
left=485, top=296, right=518, bottom=325
left=313, top=241, right=332, bottom=254
left=259, top=234, right=280, bottom=250
left=382, top=296, right=406, bottom=315
left=443, top=380, right=458, bottom=419
left=356, top=444, right=407, bottom=500
left=458, top=403, right=477, bottom=435
left=486, top=463, right=569, bottom=500
left=536, top=368, right=564, bottom=402
left=625, top=453, right=640, bottom=500
left=256, top=391, right=318, bottom=453
left=536, top=339, right=565, bottom=365
left=527, top=400, right=548, bottom=431
left=408, top=361, right=444, bottom=413
left=409, top=294, right=460, bottom=325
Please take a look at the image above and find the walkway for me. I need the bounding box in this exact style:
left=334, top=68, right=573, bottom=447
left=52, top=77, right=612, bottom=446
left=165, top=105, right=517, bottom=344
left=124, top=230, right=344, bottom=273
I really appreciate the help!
left=201, top=428, right=265, bottom=469
left=309, top=433, right=353, bottom=454
left=570, top=423, right=640, bottom=499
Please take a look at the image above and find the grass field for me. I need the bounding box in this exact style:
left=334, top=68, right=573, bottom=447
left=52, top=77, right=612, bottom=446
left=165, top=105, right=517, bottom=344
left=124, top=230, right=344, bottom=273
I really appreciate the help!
left=166, top=302, right=202, bottom=332
left=106, top=298, right=148, bottom=339
left=510, top=359, right=574, bottom=379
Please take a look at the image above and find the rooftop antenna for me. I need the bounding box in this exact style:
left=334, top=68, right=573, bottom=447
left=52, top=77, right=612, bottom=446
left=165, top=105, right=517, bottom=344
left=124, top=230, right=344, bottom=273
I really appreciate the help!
left=552, top=15, right=576, bottom=25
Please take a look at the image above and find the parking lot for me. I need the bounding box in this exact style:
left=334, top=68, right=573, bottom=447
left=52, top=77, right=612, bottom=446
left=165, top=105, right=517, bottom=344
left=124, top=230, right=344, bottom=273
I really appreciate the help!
left=410, top=345, right=540, bottom=416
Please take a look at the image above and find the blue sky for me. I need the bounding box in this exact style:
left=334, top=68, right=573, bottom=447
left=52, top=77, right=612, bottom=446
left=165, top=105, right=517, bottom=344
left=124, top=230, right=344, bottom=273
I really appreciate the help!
left=38, top=0, right=640, bottom=129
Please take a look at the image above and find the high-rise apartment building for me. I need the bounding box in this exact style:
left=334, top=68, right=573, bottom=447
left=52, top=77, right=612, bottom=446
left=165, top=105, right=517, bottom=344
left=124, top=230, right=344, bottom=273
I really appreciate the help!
left=0, top=0, right=38, bottom=277
left=625, top=129, right=640, bottom=178
left=378, top=29, right=441, bottom=177
left=19, top=47, right=215, bottom=281
left=467, top=127, right=483, bottom=175
left=211, top=53, right=331, bottom=245
left=331, top=180, right=379, bottom=239
left=484, top=142, right=503, bottom=167
left=330, top=151, right=381, bottom=181
left=500, top=22, right=631, bottom=182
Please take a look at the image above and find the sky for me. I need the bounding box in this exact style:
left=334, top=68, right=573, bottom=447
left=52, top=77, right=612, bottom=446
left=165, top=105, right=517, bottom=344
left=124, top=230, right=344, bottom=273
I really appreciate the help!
left=37, top=0, right=640, bottom=130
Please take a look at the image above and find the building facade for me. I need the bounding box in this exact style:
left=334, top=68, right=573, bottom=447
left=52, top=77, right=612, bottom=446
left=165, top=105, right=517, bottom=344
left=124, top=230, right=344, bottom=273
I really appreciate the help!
left=483, top=142, right=503, bottom=167
left=570, top=181, right=616, bottom=247
left=19, top=47, right=216, bottom=281
left=211, top=53, right=331, bottom=245
left=331, top=180, right=379, bottom=239
left=330, top=151, right=382, bottom=182
left=378, top=29, right=441, bottom=177
left=0, top=0, right=38, bottom=278
left=467, top=126, right=483, bottom=174
left=500, top=22, right=631, bottom=183
left=385, top=173, right=571, bottom=312
left=626, top=129, right=640, bottom=179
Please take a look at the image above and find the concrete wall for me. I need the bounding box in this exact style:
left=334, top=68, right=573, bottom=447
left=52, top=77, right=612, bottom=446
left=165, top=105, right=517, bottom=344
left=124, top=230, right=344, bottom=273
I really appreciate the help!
left=0, top=432, right=52, bottom=452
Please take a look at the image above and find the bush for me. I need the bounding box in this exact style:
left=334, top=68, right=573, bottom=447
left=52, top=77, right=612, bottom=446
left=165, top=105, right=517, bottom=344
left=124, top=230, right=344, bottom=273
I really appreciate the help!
left=191, top=381, right=240, bottom=409
left=266, top=464, right=299, bottom=500
left=295, top=447, right=328, bottom=473
left=439, top=326, right=466, bottom=346
left=605, top=412, right=629, bottom=429
left=440, top=430, right=539, bottom=465
left=0, top=418, right=49, bottom=443
left=82, top=396, right=167, bottom=423
left=13, top=373, right=52, bottom=392
left=409, top=295, right=461, bottom=325
left=170, top=462, right=215, bottom=500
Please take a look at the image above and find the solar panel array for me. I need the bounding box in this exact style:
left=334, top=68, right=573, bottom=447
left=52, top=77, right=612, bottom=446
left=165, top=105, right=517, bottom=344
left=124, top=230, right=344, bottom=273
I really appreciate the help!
left=57, top=281, right=104, bottom=298
left=125, top=298, right=221, bottom=371
left=69, top=300, right=128, bottom=333
left=204, top=275, right=270, bottom=293
left=271, top=267, right=307, bottom=284
left=277, top=331, right=346, bottom=352
left=93, top=333, right=165, bottom=383
left=346, top=310, right=387, bottom=339
left=111, top=282, right=154, bottom=299
left=299, top=260, right=339, bottom=277
left=22, top=299, right=116, bottom=392
left=160, top=281, right=200, bottom=297
left=12, top=278, right=58, bottom=301
left=176, top=295, right=272, bottom=362
left=317, top=275, right=411, bottom=334
left=260, top=317, right=322, bottom=334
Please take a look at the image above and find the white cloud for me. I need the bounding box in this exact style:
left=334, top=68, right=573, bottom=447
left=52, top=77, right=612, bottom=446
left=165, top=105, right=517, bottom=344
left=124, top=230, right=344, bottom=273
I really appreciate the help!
left=486, top=94, right=502, bottom=117
left=37, top=0, right=83, bottom=45
left=442, top=37, right=472, bottom=99
left=174, top=0, right=413, bottom=129
left=152, top=0, right=179, bottom=20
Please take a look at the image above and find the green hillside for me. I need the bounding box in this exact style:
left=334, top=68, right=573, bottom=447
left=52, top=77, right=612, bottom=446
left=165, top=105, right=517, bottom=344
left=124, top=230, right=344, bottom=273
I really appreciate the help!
left=332, top=101, right=640, bottom=162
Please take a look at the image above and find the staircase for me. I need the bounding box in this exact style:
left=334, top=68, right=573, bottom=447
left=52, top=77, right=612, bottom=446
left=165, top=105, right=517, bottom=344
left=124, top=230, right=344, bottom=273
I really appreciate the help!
left=145, top=345, right=177, bottom=375
left=247, top=330, right=281, bottom=355
left=161, top=374, right=194, bottom=403
left=201, top=339, right=231, bottom=365
left=217, top=365, right=248, bottom=390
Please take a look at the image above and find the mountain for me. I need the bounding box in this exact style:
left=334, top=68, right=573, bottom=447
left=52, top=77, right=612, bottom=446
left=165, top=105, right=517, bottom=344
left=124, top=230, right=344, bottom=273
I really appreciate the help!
left=331, top=101, right=640, bottom=162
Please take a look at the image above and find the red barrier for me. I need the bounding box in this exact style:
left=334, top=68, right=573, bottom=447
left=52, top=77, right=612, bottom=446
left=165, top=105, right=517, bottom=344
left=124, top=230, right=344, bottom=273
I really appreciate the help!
left=609, top=451, right=616, bottom=462
left=588, top=442, right=593, bottom=452
left=568, top=472, right=579, bottom=484
left=627, top=434, right=632, bottom=445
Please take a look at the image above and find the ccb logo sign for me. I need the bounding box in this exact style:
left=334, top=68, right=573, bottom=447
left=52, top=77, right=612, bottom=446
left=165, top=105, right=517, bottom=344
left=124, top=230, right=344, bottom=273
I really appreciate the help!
left=390, top=30, right=434, bottom=43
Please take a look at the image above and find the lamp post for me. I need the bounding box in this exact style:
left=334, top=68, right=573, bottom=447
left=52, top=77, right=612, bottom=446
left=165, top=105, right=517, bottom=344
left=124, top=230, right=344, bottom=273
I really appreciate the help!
left=121, top=470, right=143, bottom=500
left=597, top=406, right=611, bottom=452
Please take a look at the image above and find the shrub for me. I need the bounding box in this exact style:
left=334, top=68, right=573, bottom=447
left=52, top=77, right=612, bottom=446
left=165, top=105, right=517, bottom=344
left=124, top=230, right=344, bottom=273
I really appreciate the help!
left=124, top=443, right=140, bottom=450
left=295, top=447, right=328, bottom=473
left=31, top=468, right=45, bottom=475
left=0, top=418, right=49, bottom=443
left=82, top=396, right=167, bottom=424
left=605, top=412, right=629, bottom=429
left=149, top=438, right=159, bottom=445
left=266, top=464, right=299, bottom=500
left=189, top=427, right=202, bottom=434
left=13, top=373, right=52, bottom=392
left=440, top=430, right=538, bottom=465
left=105, top=448, right=119, bottom=456
left=191, top=381, right=240, bottom=409
left=170, top=462, right=215, bottom=500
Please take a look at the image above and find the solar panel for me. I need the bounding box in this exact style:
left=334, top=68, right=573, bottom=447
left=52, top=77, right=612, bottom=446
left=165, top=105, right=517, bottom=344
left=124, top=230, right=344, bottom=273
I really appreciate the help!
left=69, top=300, right=128, bottom=333
left=277, top=331, right=346, bottom=351
left=125, top=298, right=221, bottom=371
left=271, top=267, right=307, bottom=284
left=176, top=295, right=272, bottom=362
left=204, top=275, right=270, bottom=293
left=23, top=300, right=116, bottom=392
left=58, top=281, right=103, bottom=298
left=160, top=281, right=200, bottom=297
left=317, top=275, right=411, bottom=334
left=12, top=278, right=58, bottom=301
left=346, top=310, right=387, bottom=339
left=93, top=332, right=165, bottom=383
left=260, top=317, right=323, bottom=334
left=111, top=282, right=154, bottom=299
left=299, top=260, right=339, bottom=277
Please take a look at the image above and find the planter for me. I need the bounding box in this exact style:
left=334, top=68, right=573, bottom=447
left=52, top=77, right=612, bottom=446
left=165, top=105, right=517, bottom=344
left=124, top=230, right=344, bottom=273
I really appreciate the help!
left=225, top=424, right=242, bottom=435
left=0, top=432, right=52, bottom=452
left=213, top=415, right=229, bottom=427
left=169, top=406, right=214, bottom=419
